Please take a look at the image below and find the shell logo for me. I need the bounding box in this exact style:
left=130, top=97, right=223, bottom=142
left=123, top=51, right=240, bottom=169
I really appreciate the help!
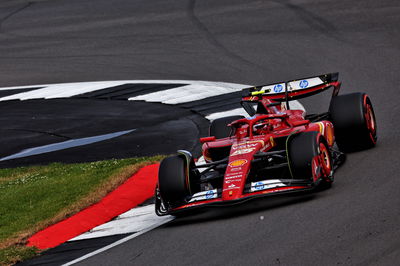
left=229, top=159, right=248, bottom=167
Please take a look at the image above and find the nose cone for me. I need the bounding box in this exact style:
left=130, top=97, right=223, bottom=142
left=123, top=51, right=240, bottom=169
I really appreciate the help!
left=222, top=158, right=250, bottom=200
left=222, top=140, right=265, bottom=200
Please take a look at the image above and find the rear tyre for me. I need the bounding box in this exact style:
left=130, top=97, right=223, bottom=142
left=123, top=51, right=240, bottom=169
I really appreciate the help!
left=329, top=93, right=377, bottom=152
left=158, top=155, right=190, bottom=205
left=209, top=115, right=244, bottom=139
left=288, top=132, right=333, bottom=183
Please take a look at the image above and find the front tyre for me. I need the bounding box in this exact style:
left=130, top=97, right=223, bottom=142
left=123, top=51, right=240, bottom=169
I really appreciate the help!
left=158, top=155, right=190, bottom=207
left=288, top=131, right=333, bottom=184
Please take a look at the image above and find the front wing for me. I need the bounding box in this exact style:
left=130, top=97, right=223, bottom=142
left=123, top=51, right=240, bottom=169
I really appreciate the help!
left=163, top=179, right=317, bottom=215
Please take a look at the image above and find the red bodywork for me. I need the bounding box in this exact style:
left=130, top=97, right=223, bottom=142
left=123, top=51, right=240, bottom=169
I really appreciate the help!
left=161, top=74, right=342, bottom=214
left=170, top=79, right=340, bottom=212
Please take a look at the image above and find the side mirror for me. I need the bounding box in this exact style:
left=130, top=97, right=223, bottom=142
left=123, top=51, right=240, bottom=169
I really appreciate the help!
left=200, top=136, right=216, bottom=143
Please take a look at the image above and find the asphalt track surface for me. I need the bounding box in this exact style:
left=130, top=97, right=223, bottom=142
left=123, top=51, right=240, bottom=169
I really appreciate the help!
left=0, top=97, right=208, bottom=168
left=1, top=0, right=399, bottom=265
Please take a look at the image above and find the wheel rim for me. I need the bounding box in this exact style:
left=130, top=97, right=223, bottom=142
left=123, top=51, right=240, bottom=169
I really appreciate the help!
left=363, top=95, right=377, bottom=144
left=365, top=103, right=377, bottom=142
left=319, top=142, right=331, bottom=177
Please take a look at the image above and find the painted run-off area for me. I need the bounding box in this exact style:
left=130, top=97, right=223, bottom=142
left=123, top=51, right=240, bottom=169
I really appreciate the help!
left=0, top=156, right=163, bottom=265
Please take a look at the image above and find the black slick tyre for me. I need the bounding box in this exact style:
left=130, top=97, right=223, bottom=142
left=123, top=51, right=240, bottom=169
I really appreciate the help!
left=209, top=115, right=244, bottom=139
left=288, top=131, right=332, bottom=183
left=158, top=155, right=190, bottom=205
left=329, top=93, right=377, bottom=152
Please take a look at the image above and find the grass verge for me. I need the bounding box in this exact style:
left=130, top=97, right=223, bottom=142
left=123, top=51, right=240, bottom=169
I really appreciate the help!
left=0, top=155, right=164, bottom=265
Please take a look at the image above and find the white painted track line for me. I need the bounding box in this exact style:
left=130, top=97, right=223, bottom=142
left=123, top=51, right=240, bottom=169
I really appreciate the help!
left=0, top=80, right=245, bottom=101
left=129, top=83, right=244, bottom=104
left=63, top=209, right=174, bottom=265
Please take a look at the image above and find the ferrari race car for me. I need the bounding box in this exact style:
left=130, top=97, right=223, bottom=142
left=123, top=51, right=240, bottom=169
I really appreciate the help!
left=155, top=73, right=377, bottom=216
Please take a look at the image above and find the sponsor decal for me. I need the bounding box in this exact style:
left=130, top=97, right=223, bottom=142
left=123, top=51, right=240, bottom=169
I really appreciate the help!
left=226, top=173, right=237, bottom=177
left=231, top=148, right=256, bottom=156
left=250, top=179, right=286, bottom=192
left=225, top=178, right=241, bottom=183
left=299, top=80, right=309, bottom=88
left=254, top=182, right=265, bottom=191
left=189, top=189, right=218, bottom=202
left=226, top=174, right=243, bottom=179
left=288, top=77, right=323, bottom=91
left=273, top=84, right=283, bottom=93
left=230, top=167, right=242, bottom=172
left=259, top=143, right=271, bottom=152
left=232, top=143, right=257, bottom=150
left=205, top=190, right=215, bottom=199
left=232, top=140, right=264, bottom=150
left=229, top=159, right=248, bottom=167
left=238, top=128, right=248, bottom=135
left=227, top=183, right=240, bottom=190
left=232, top=141, right=263, bottom=149
left=226, top=172, right=242, bottom=177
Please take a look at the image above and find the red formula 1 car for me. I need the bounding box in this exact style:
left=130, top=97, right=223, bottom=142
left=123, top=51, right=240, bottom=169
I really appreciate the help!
left=155, top=73, right=377, bottom=216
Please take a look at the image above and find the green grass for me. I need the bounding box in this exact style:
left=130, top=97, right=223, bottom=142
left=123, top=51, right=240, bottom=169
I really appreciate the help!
left=0, top=246, right=38, bottom=266
left=0, top=156, right=163, bottom=265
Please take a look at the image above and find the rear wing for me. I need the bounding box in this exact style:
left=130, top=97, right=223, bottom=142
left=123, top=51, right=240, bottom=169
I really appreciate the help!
left=242, top=73, right=341, bottom=102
